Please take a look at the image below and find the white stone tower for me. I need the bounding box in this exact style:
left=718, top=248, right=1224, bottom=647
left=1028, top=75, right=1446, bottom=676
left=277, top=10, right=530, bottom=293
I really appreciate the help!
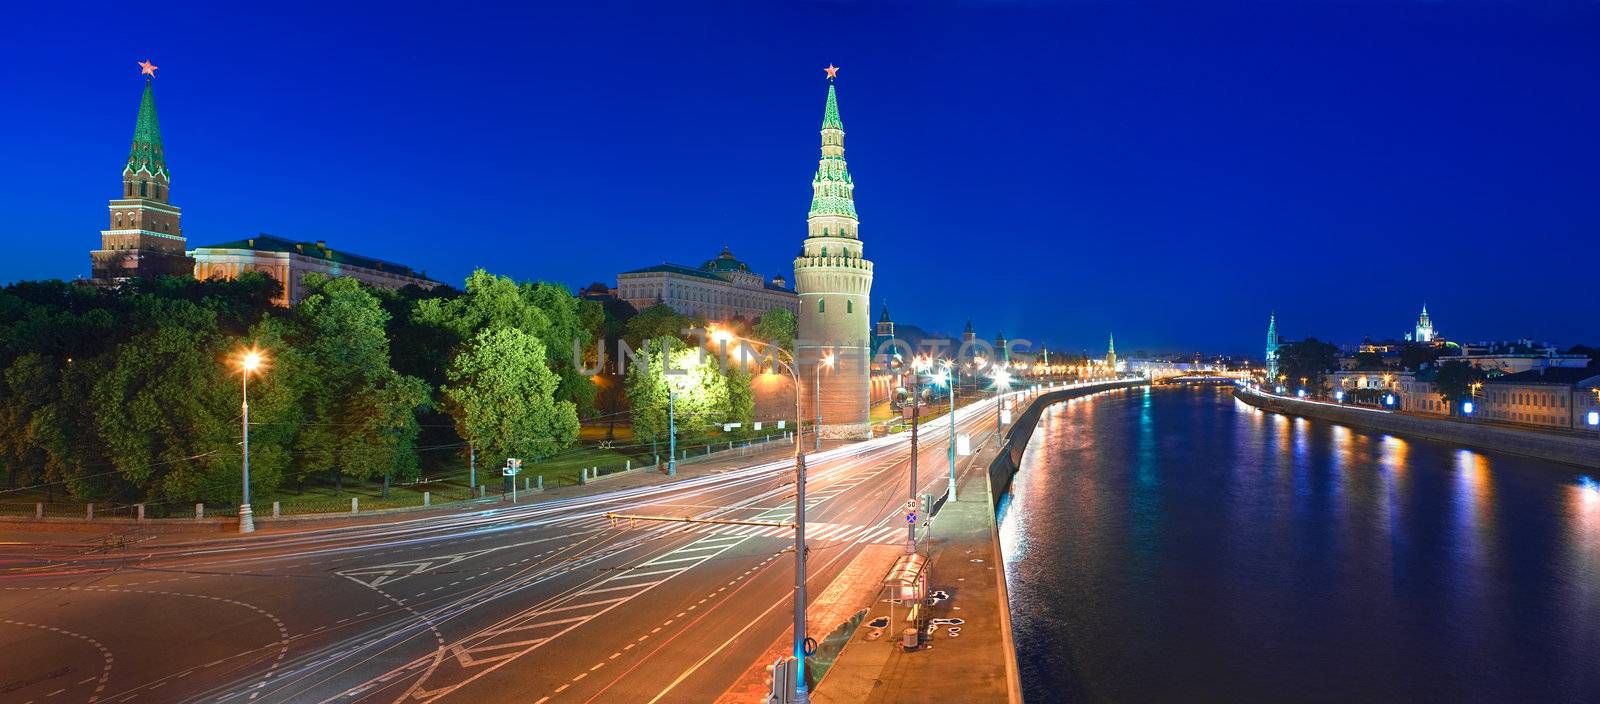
left=795, top=65, right=873, bottom=439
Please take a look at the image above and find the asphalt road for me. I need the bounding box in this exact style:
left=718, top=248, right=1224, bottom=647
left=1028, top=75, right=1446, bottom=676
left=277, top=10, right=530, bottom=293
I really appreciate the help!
left=0, top=394, right=1015, bottom=704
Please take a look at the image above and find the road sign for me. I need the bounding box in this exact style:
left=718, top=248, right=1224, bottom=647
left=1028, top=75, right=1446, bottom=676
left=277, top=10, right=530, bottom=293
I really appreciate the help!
left=906, top=512, right=917, bottom=524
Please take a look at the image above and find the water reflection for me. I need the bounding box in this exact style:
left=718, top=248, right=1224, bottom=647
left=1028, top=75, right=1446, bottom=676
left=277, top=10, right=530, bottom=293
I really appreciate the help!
left=1001, top=386, right=1600, bottom=703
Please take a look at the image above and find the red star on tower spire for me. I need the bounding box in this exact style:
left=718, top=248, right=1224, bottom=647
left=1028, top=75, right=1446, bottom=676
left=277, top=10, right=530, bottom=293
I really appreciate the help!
left=138, top=60, right=158, bottom=77
left=824, top=64, right=839, bottom=80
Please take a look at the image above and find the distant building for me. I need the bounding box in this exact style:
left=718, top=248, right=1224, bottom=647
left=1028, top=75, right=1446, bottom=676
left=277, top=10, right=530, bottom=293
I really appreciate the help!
left=1396, top=370, right=1449, bottom=416
left=191, top=235, right=438, bottom=306
left=90, top=68, right=195, bottom=284
left=616, top=246, right=797, bottom=322
left=1105, top=333, right=1117, bottom=371
left=1480, top=368, right=1600, bottom=430
left=1448, top=339, right=1591, bottom=375
left=1409, top=304, right=1439, bottom=343
left=873, top=304, right=903, bottom=365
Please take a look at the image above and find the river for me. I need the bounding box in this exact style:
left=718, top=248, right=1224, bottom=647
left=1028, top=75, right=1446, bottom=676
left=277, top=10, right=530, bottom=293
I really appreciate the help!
left=998, top=384, right=1600, bottom=703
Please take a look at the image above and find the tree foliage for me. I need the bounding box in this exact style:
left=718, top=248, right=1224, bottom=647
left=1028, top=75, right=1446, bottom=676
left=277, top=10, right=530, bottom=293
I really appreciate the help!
left=1432, top=361, right=1485, bottom=407
left=444, top=327, right=578, bottom=464
left=752, top=308, right=798, bottom=353
left=1275, top=338, right=1341, bottom=388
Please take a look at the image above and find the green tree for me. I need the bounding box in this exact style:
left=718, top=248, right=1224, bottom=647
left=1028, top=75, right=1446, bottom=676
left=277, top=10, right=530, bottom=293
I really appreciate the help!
left=0, top=354, right=55, bottom=489
left=1275, top=338, right=1341, bottom=389
left=623, top=304, right=695, bottom=349
left=90, top=298, right=239, bottom=501
left=291, top=276, right=429, bottom=493
left=1433, top=361, right=1485, bottom=413
left=752, top=308, right=798, bottom=353
left=1352, top=351, right=1386, bottom=369
left=1399, top=343, right=1444, bottom=371
left=444, top=327, right=579, bottom=464
left=626, top=339, right=754, bottom=451
left=527, top=282, right=597, bottom=416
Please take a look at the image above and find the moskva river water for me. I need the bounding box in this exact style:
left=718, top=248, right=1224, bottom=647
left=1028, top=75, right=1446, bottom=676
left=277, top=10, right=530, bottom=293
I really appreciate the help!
left=999, top=385, right=1600, bottom=703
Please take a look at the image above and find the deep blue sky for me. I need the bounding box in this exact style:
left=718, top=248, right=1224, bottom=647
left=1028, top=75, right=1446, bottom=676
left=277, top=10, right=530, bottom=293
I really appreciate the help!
left=8, top=1, right=1598, bottom=355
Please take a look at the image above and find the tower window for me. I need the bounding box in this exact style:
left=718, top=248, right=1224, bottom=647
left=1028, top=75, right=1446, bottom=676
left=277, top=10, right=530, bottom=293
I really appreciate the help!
left=139, top=181, right=147, bottom=197
left=818, top=299, right=825, bottom=314
left=847, top=300, right=853, bottom=314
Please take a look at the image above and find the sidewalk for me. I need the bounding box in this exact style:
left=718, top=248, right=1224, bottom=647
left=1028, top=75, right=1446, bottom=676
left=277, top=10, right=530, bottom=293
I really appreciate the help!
left=810, top=432, right=1020, bottom=704
left=0, top=436, right=830, bottom=544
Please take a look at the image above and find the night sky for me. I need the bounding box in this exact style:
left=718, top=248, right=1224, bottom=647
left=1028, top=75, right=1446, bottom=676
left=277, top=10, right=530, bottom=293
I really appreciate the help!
left=9, top=1, right=1598, bottom=355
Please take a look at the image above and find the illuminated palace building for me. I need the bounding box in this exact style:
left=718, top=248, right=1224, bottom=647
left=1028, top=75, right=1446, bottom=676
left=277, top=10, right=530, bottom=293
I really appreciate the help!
left=90, top=64, right=436, bottom=305
left=616, top=247, right=798, bottom=321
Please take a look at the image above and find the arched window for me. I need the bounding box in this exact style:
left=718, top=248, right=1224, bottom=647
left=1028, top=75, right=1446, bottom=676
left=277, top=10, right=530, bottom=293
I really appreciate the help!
left=821, top=246, right=828, bottom=257
left=818, top=299, right=826, bottom=314
left=847, top=300, right=853, bottom=314
left=139, top=181, right=147, bottom=197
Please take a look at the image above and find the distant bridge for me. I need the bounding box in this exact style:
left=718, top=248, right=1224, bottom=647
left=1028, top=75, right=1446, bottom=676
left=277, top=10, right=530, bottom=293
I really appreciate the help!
left=1158, top=375, right=1243, bottom=385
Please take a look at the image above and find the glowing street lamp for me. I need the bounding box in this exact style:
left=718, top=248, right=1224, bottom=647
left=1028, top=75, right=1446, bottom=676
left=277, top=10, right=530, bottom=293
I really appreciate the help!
left=991, top=367, right=1013, bottom=433
left=815, top=352, right=834, bottom=451
left=930, top=360, right=960, bottom=500
left=237, top=348, right=265, bottom=533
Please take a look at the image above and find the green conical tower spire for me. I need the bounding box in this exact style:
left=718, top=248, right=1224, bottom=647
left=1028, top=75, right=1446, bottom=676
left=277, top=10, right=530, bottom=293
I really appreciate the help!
left=126, top=78, right=167, bottom=179
left=822, top=82, right=842, bottom=130
left=808, top=73, right=858, bottom=225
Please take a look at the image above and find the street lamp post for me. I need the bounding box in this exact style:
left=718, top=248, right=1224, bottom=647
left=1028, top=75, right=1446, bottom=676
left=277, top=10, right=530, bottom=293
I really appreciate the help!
left=936, top=362, right=957, bottom=502
left=814, top=353, right=833, bottom=451
left=992, top=367, right=1012, bottom=435
left=716, top=331, right=812, bottom=704
left=238, top=350, right=263, bottom=534
left=905, top=356, right=929, bottom=554
left=667, top=390, right=677, bottom=476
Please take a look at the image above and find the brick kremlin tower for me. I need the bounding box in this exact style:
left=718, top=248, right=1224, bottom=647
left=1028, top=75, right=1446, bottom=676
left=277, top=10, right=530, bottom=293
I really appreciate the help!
left=90, top=61, right=194, bottom=284
left=795, top=65, right=873, bottom=439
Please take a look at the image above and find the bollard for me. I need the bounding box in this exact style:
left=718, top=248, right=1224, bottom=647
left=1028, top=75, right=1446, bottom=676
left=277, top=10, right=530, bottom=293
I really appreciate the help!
left=536, top=475, right=543, bottom=491
left=86, top=503, right=94, bottom=520
left=272, top=501, right=281, bottom=518
left=136, top=504, right=145, bottom=521
left=423, top=491, right=431, bottom=507
left=625, top=459, right=631, bottom=471
left=36, top=502, right=43, bottom=519
left=524, top=477, right=530, bottom=492
left=729, top=441, right=734, bottom=450
left=351, top=497, right=359, bottom=514
left=578, top=468, right=586, bottom=485
left=196, top=503, right=204, bottom=520
left=478, top=485, right=486, bottom=499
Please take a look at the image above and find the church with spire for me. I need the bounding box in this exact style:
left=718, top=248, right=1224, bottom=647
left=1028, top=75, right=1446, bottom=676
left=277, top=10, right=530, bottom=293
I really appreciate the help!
left=1265, top=311, right=1280, bottom=381
left=89, top=61, right=438, bottom=303
left=795, top=65, right=874, bottom=439
left=90, top=61, right=195, bottom=283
